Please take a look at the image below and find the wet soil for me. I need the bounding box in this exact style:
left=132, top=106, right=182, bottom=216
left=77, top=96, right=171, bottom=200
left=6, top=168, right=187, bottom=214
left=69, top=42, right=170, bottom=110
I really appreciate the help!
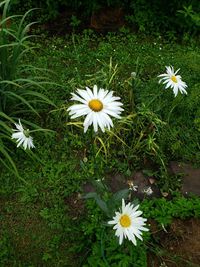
left=148, top=218, right=200, bottom=267
left=169, top=161, right=200, bottom=197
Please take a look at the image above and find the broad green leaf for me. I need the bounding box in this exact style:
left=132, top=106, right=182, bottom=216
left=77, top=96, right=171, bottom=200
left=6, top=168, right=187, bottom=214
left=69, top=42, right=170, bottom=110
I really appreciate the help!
left=111, top=189, right=130, bottom=203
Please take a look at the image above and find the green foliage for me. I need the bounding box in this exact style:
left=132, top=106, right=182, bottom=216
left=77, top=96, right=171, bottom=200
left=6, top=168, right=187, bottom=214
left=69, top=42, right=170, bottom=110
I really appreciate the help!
left=142, top=195, right=200, bottom=225
left=84, top=188, right=130, bottom=216
left=0, top=231, right=15, bottom=266
left=0, top=0, right=56, bottom=174
left=45, top=32, right=200, bottom=190
left=0, top=26, right=200, bottom=267
left=127, top=0, right=199, bottom=34
left=80, top=194, right=200, bottom=266
left=0, top=1, right=55, bottom=115
left=70, top=15, right=81, bottom=30
left=81, top=199, right=148, bottom=267
left=178, top=5, right=200, bottom=33
left=84, top=237, right=148, bottom=267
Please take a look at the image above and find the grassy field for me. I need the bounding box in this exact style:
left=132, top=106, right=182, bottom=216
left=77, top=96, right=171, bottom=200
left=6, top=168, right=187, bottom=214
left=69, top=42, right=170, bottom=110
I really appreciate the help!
left=1, top=30, right=200, bottom=266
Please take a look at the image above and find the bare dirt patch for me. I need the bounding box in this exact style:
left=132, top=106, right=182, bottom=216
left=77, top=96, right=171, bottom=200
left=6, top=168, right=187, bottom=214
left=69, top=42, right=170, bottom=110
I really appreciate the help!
left=148, top=218, right=200, bottom=267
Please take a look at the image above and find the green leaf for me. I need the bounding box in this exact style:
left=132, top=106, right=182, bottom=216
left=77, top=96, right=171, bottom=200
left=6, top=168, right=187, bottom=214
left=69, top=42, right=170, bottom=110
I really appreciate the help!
left=42, top=252, right=52, bottom=262
left=83, top=192, right=109, bottom=215
left=111, top=189, right=130, bottom=203
left=0, top=111, right=15, bottom=123
left=82, top=192, right=98, bottom=199
left=95, top=197, right=109, bottom=215
left=21, top=90, right=57, bottom=107
left=5, top=91, right=40, bottom=116
left=0, top=144, right=19, bottom=176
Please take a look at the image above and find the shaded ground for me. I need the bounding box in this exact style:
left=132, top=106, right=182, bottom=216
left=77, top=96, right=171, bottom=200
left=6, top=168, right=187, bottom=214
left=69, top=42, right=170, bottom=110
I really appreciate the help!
left=34, top=7, right=127, bottom=36
left=148, top=218, right=200, bottom=267
left=84, top=161, right=200, bottom=200
left=170, top=161, right=200, bottom=197
left=0, top=199, right=76, bottom=266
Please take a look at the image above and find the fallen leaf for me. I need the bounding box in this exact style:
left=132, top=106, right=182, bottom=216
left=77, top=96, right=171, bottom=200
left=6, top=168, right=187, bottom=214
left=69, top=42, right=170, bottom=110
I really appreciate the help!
left=149, top=177, right=156, bottom=184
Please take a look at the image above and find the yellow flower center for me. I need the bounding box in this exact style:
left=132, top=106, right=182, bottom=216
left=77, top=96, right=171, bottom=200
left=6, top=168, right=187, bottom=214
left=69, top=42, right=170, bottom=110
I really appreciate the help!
left=171, top=75, right=177, bottom=83
left=88, top=99, right=103, bottom=112
left=120, top=214, right=131, bottom=227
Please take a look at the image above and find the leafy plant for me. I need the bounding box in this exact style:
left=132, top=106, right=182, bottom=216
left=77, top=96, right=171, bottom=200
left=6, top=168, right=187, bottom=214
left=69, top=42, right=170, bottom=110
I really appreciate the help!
left=83, top=187, right=130, bottom=217
left=178, top=5, right=200, bottom=33
left=0, top=24, right=199, bottom=266
left=0, top=0, right=56, bottom=175
left=70, top=15, right=81, bottom=30
left=81, top=197, right=149, bottom=267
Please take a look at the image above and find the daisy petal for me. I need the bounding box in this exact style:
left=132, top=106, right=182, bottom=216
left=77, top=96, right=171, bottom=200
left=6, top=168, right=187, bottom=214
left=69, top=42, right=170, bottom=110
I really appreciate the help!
left=68, top=85, right=123, bottom=133
left=108, top=198, right=148, bottom=245
left=158, top=66, right=188, bottom=97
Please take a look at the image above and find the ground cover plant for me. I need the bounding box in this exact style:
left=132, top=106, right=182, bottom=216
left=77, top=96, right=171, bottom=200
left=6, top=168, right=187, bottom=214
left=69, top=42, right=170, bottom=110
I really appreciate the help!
left=0, top=1, right=200, bottom=266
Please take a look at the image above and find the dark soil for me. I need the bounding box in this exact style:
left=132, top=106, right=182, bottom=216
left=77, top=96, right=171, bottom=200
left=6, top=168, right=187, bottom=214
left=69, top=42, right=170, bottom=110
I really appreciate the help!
left=148, top=218, right=200, bottom=267
left=34, top=7, right=128, bottom=36
left=170, top=161, right=200, bottom=197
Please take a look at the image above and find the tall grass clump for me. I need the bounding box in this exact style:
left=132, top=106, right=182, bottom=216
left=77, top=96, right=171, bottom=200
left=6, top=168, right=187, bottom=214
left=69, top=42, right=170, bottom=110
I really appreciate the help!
left=0, top=0, right=55, bottom=176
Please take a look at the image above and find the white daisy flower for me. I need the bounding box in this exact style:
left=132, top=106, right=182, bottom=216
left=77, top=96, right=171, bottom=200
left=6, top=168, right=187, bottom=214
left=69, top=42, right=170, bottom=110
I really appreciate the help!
left=108, top=199, right=148, bottom=245
left=142, top=186, right=153, bottom=196
left=12, top=119, right=35, bottom=150
left=67, top=85, right=124, bottom=133
left=158, top=66, right=187, bottom=97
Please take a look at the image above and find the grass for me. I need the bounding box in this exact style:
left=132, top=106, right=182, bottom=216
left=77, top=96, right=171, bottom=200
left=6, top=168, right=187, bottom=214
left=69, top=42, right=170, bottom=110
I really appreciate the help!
left=0, top=30, right=200, bottom=266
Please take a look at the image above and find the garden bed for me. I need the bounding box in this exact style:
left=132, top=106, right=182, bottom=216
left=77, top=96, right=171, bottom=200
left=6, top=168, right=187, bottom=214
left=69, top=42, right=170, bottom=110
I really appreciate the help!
left=0, top=1, right=200, bottom=265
